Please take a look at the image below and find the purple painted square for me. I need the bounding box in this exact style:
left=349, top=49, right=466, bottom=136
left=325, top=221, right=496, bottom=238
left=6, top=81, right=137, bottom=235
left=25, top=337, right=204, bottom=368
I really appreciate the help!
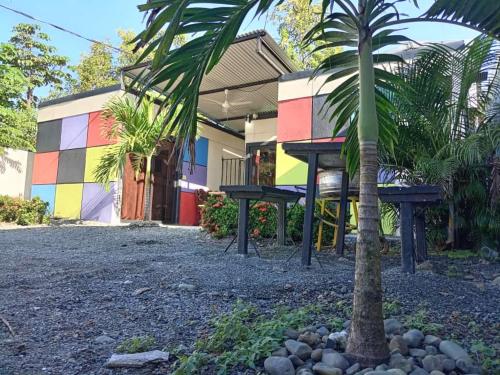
left=181, top=161, right=207, bottom=191
left=60, top=114, right=89, bottom=150
left=81, top=182, right=116, bottom=222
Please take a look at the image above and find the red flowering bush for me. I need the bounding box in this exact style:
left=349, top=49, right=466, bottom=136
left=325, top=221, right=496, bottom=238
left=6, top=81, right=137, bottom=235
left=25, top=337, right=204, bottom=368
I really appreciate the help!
left=201, top=195, right=277, bottom=239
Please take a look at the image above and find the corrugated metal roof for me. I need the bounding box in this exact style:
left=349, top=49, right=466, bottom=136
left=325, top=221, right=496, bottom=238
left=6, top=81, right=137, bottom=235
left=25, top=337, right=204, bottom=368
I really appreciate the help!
left=123, top=30, right=295, bottom=132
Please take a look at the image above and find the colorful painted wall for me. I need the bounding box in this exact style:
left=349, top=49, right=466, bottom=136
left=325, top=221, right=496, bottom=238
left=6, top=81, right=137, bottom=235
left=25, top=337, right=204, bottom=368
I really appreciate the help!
left=31, top=111, right=120, bottom=223
left=178, top=125, right=245, bottom=225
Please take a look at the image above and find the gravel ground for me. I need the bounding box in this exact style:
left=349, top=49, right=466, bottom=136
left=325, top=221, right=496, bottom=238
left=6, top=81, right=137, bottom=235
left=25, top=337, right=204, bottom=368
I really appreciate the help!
left=0, top=225, right=498, bottom=375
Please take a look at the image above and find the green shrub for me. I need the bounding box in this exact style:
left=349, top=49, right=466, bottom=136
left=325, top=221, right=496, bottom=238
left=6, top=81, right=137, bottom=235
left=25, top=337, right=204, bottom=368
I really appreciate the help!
left=201, top=195, right=279, bottom=239
left=116, top=335, right=156, bottom=354
left=201, top=194, right=343, bottom=246
left=0, top=195, right=48, bottom=225
left=173, top=301, right=320, bottom=374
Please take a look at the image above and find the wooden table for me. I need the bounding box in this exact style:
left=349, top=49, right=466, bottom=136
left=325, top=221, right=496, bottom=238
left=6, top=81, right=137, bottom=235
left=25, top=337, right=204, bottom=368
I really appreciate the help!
left=220, top=185, right=304, bottom=255
left=282, top=141, right=442, bottom=273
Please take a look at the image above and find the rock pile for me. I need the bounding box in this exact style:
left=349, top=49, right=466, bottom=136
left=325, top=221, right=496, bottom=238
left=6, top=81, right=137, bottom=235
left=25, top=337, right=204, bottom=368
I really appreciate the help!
left=264, top=320, right=481, bottom=375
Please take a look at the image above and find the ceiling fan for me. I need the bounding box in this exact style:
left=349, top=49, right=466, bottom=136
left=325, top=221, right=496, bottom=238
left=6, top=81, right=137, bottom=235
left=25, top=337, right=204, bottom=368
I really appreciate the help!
left=202, top=89, right=252, bottom=114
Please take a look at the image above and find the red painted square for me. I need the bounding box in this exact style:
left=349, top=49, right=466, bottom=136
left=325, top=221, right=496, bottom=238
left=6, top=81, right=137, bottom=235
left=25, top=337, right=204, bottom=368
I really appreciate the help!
left=312, top=137, right=346, bottom=143
left=87, top=111, right=117, bottom=147
left=179, top=191, right=200, bottom=226
left=277, top=97, right=313, bottom=142
left=32, top=151, right=59, bottom=184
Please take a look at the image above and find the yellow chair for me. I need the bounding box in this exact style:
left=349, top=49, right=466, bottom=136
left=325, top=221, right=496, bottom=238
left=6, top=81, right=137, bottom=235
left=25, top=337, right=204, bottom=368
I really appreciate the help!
left=315, top=196, right=359, bottom=251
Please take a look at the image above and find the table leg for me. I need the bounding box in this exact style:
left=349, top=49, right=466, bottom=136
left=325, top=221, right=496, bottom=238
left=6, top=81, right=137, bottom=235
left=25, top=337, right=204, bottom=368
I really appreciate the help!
left=302, top=153, right=318, bottom=266
left=400, top=202, right=415, bottom=273
left=237, top=198, right=249, bottom=255
left=277, top=200, right=286, bottom=246
left=415, top=211, right=427, bottom=263
left=336, top=171, right=349, bottom=256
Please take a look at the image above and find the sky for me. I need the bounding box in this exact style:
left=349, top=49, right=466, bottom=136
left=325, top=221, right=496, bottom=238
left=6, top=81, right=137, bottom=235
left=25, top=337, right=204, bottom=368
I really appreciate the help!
left=0, top=0, right=480, bottom=96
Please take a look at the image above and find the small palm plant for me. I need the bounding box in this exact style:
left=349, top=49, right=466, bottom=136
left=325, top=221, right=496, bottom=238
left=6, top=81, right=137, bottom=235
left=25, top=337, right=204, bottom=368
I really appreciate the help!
left=93, top=96, right=169, bottom=221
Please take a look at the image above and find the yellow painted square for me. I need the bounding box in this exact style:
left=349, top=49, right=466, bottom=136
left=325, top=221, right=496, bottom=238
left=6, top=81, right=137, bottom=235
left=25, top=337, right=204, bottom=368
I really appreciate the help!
left=54, top=183, right=83, bottom=219
left=275, top=142, right=309, bottom=186
left=84, top=146, right=117, bottom=183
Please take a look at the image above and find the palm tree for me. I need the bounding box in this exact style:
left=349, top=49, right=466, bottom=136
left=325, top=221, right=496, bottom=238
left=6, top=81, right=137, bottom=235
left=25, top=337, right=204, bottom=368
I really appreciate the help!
left=93, top=96, right=169, bottom=221
left=133, top=0, right=499, bottom=366
left=384, top=36, right=500, bottom=248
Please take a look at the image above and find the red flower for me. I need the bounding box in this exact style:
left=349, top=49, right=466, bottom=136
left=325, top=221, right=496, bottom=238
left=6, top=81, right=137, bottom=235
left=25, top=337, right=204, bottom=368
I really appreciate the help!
left=253, top=228, right=261, bottom=237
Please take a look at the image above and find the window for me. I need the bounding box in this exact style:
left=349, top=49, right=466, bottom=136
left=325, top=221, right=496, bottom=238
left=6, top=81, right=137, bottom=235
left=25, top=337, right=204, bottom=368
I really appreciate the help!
left=246, top=142, right=276, bottom=186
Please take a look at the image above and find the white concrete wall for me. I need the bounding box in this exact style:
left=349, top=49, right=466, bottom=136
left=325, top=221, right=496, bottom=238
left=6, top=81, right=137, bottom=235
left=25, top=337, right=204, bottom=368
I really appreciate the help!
left=200, top=125, right=245, bottom=190
left=278, top=72, right=349, bottom=101
left=0, top=148, right=32, bottom=198
left=38, top=90, right=124, bottom=122
left=245, top=118, right=277, bottom=144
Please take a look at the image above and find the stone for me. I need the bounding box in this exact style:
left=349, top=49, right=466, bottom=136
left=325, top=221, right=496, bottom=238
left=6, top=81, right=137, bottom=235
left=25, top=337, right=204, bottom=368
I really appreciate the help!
left=409, top=368, right=429, bottom=375
left=438, top=341, right=471, bottom=363
left=285, top=328, right=300, bottom=340
left=416, top=260, right=433, bottom=271
left=272, top=347, right=288, bottom=357
left=364, top=372, right=391, bottom=375
left=425, top=346, right=437, bottom=355
left=289, top=354, right=305, bottom=367
left=375, top=364, right=389, bottom=371
left=296, top=367, right=314, bottom=375
left=492, top=276, right=500, bottom=287
left=479, top=246, right=498, bottom=260
left=442, top=358, right=455, bottom=371
left=422, top=355, right=443, bottom=372
left=132, top=287, right=152, bottom=296
left=410, top=348, right=427, bottom=358
left=312, top=363, right=342, bottom=375
left=389, top=336, right=409, bottom=355
left=317, top=326, right=329, bottom=337
left=311, top=349, right=323, bottom=362
left=285, top=340, right=313, bottom=360
left=358, top=368, right=374, bottom=374
left=321, top=352, right=349, bottom=370
left=326, top=331, right=348, bottom=351
left=299, top=332, right=321, bottom=347
left=105, top=350, right=169, bottom=368
left=423, top=335, right=441, bottom=347
left=384, top=319, right=403, bottom=335
left=264, top=356, right=295, bottom=375
left=345, top=363, right=360, bottom=375
left=387, top=369, right=406, bottom=375
left=403, top=329, right=424, bottom=348
left=429, top=371, right=445, bottom=375
left=343, top=320, right=351, bottom=330
left=389, top=353, right=412, bottom=373
left=94, top=335, right=115, bottom=345
left=177, top=283, right=196, bottom=291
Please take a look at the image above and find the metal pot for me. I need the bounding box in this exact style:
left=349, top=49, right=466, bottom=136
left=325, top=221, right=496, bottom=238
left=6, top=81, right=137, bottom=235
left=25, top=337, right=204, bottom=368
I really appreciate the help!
left=318, top=169, right=360, bottom=197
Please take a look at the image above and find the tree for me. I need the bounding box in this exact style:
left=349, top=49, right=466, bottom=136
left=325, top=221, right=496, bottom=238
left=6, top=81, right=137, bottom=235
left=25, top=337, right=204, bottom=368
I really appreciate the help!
left=2, top=23, right=71, bottom=107
left=0, top=43, right=36, bottom=151
left=271, top=0, right=340, bottom=69
left=385, top=37, right=500, bottom=248
left=72, top=42, right=119, bottom=93
left=93, top=96, right=170, bottom=220
left=133, top=0, right=499, bottom=366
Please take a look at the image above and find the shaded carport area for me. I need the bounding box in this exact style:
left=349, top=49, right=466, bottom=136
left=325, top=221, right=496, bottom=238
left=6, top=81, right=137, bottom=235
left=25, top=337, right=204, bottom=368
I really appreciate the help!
left=122, top=30, right=296, bottom=134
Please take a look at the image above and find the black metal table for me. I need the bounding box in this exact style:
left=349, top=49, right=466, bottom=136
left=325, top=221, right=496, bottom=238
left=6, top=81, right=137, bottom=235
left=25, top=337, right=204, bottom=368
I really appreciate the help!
left=282, top=142, right=442, bottom=273
left=220, top=185, right=305, bottom=255
left=378, top=185, right=441, bottom=273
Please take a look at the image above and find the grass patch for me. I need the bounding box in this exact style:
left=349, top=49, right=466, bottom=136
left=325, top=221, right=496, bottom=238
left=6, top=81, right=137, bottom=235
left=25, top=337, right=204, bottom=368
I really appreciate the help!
left=173, top=301, right=323, bottom=375
left=447, top=249, right=477, bottom=259
left=404, top=307, right=443, bottom=335
left=116, top=336, right=156, bottom=354
left=470, top=340, right=499, bottom=372
left=383, top=299, right=401, bottom=318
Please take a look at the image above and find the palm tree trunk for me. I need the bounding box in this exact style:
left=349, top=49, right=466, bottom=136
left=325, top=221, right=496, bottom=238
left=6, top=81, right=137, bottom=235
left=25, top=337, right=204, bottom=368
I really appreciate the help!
left=345, top=31, right=389, bottom=367
left=144, top=156, right=154, bottom=221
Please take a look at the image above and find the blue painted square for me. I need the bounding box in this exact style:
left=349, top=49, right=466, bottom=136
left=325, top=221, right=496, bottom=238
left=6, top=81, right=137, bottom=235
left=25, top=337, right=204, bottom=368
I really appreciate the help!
left=183, top=137, right=208, bottom=166
left=31, top=184, right=56, bottom=215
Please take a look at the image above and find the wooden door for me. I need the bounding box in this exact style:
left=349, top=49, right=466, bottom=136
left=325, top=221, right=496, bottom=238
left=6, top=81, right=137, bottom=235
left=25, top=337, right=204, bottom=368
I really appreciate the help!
left=151, top=142, right=177, bottom=223
left=121, top=154, right=146, bottom=220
